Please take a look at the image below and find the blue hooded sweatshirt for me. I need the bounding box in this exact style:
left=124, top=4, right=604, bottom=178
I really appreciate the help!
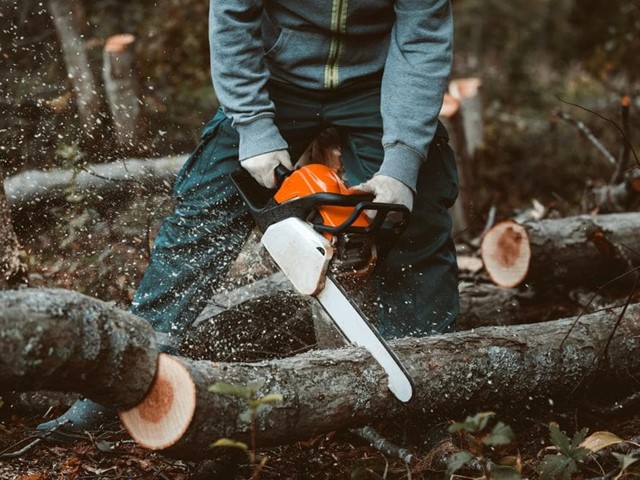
left=209, top=0, right=453, bottom=192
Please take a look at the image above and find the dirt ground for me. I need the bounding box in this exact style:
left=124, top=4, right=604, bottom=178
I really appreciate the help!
left=1, top=400, right=640, bottom=479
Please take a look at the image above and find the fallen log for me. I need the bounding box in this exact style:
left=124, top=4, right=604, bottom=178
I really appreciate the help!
left=458, top=282, right=549, bottom=329
left=0, top=288, right=157, bottom=409
left=121, top=304, right=640, bottom=459
left=481, top=213, right=640, bottom=288
left=4, top=154, right=186, bottom=213
left=2, top=288, right=639, bottom=458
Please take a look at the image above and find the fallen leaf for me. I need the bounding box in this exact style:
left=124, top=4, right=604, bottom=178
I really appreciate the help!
left=580, top=431, right=624, bottom=453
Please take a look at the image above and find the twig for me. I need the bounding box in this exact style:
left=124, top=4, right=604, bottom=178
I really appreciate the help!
left=559, top=264, right=640, bottom=350
left=556, top=96, right=640, bottom=168
left=568, top=241, right=640, bottom=394
left=611, top=95, right=632, bottom=184
left=0, top=419, right=71, bottom=459
left=351, top=426, right=414, bottom=464
left=591, top=390, right=640, bottom=417
left=555, top=110, right=616, bottom=165
left=0, top=437, right=43, bottom=460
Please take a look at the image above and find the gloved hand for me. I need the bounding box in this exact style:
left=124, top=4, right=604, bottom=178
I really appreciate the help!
left=241, top=149, right=293, bottom=189
left=350, top=174, right=414, bottom=222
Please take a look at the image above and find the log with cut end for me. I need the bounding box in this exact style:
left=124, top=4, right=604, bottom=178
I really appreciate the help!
left=0, top=288, right=157, bottom=409
left=103, top=34, right=143, bottom=148
left=480, top=220, right=531, bottom=288
left=120, top=304, right=640, bottom=459
left=440, top=77, right=484, bottom=238
left=481, top=213, right=640, bottom=289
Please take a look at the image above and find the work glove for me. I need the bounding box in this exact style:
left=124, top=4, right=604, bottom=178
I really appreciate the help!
left=241, top=149, right=293, bottom=189
left=350, top=174, right=414, bottom=223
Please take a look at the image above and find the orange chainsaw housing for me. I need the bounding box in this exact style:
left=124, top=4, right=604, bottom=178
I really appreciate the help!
left=273, top=164, right=370, bottom=240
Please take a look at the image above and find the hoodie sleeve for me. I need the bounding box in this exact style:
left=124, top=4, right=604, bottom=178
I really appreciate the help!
left=378, top=0, right=453, bottom=192
left=209, top=0, right=288, bottom=161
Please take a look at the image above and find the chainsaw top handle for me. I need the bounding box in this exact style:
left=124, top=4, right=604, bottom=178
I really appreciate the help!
left=229, top=165, right=410, bottom=238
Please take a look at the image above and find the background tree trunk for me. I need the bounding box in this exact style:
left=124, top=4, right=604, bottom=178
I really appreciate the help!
left=103, top=34, right=145, bottom=152
left=47, top=0, right=104, bottom=143
left=439, top=78, right=484, bottom=238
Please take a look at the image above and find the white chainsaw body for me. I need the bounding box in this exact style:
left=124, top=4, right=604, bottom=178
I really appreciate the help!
left=260, top=216, right=414, bottom=403
left=261, top=217, right=334, bottom=296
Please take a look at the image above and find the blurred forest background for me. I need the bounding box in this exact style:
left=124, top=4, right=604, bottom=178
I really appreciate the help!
left=0, top=0, right=638, bottom=302
left=1, top=0, right=638, bottom=309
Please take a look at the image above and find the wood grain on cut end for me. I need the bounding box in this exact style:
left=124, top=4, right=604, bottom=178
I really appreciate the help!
left=481, top=220, right=531, bottom=288
left=119, top=354, right=196, bottom=451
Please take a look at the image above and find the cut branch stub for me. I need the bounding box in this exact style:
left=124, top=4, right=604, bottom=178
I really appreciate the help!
left=480, top=220, right=531, bottom=288
left=120, top=354, right=196, bottom=450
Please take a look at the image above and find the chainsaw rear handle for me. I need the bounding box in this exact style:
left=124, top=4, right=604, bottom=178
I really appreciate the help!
left=230, top=166, right=409, bottom=237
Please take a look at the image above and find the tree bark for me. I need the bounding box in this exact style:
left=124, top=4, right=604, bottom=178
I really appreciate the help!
left=439, top=78, right=484, bottom=238
left=103, top=34, right=145, bottom=151
left=481, top=213, right=640, bottom=288
left=47, top=0, right=104, bottom=142
left=439, top=94, right=470, bottom=237
left=0, top=166, right=27, bottom=289
left=121, top=304, right=640, bottom=458
left=4, top=154, right=186, bottom=214
left=2, top=288, right=639, bottom=458
left=0, top=288, right=157, bottom=409
left=582, top=172, right=640, bottom=214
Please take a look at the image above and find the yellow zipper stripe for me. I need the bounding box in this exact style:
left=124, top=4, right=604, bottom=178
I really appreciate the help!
left=324, top=0, right=348, bottom=89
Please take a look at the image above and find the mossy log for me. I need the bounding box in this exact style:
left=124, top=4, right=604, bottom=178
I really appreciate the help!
left=121, top=304, right=640, bottom=459
left=3, top=288, right=639, bottom=459
left=0, top=288, right=157, bottom=409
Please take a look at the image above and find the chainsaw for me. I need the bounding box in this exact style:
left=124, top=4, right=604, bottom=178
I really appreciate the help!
left=230, top=163, right=414, bottom=402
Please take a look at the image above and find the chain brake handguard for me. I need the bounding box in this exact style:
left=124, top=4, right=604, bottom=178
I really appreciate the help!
left=229, top=167, right=410, bottom=260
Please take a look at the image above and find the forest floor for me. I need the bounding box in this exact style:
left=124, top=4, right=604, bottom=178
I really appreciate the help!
left=1, top=394, right=640, bottom=479
left=2, top=190, right=640, bottom=479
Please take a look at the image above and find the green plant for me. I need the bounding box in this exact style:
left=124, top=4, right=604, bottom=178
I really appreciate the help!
left=446, top=412, right=519, bottom=480
left=209, top=380, right=283, bottom=479
left=538, top=423, right=590, bottom=480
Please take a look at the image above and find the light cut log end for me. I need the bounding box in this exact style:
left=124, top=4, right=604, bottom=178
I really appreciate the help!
left=481, top=220, right=531, bottom=288
left=119, top=354, right=196, bottom=451
left=439, top=93, right=460, bottom=118
left=104, top=34, right=136, bottom=53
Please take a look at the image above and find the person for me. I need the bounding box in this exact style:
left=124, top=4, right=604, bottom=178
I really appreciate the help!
left=38, top=0, right=459, bottom=436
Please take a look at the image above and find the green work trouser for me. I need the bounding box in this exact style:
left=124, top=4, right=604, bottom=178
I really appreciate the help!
left=130, top=79, right=459, bottom=341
